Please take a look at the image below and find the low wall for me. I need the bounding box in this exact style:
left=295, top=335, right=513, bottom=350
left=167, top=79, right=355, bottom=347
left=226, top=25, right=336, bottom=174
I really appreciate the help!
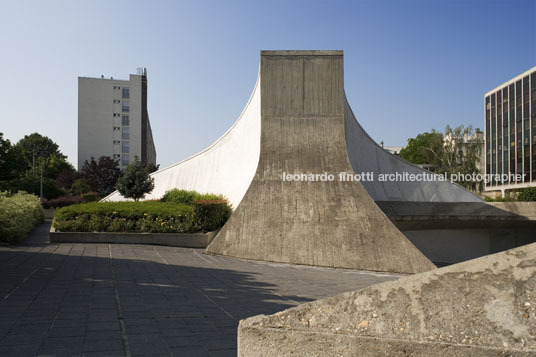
left=374, top=201, right=536, bottom=264
left=238, top=243, right=536, bottom=356
left=49, top=226, right=218, bottom=248
left=404, top=228, right=535, bottom=264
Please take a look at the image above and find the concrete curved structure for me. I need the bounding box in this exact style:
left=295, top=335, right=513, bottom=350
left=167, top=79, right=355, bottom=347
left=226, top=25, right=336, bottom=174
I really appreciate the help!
left=104, top=50, right=485, bottom=273
left=103, top=75, right=261, bottom=208
left=345, top=100, right=481, bottom=202
left=104, top=53, right=481, bottom=207
left=206, top=51, right=435, bottom=274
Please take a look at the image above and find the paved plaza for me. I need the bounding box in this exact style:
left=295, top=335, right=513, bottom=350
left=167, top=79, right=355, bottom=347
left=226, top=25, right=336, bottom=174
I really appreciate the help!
left=0, top=222, right=400, bottom=356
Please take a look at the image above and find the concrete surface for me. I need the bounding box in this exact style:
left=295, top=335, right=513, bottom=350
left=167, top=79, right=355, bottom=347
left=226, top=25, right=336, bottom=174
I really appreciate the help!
left=49, top=226, right=218, bottom=248
left=105, top=50, right=482, bottom=207
left=377, top=201, right=536, bottom=230
left=344, top=100, right=482, bottom=202
left=490, top=202, right=536, bottom=221
left=375, top=201, right=536, bottom=264
left=405, top=228, right=536, bottom=264
left=207, top=51, right=435, bottom=274
left=0, top=222, right=399, bottom=357
left=103, top=72, right=261, bottom=208
left=238, top=242, right=536, bottom=356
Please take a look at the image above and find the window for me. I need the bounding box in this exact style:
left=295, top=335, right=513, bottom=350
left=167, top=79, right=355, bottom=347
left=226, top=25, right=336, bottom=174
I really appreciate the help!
left=113, top=140, right=120, bottom=144
left=122, top=127, right=129, bottom=139
left=113, top=99, right=120, bottom=104
left=113, top=113, right=120, bottom=117
left=122, top=115, right=129, bottom=126
left=113, top=154, right=120, bottom=159
left=113, top=127, right=120, bottom=131
left=122, top=100, right=129, bottom=113
left=122, top=154, right=129, bottom=166
left=122, top=87, right=129, bottom=99
left=122, top=141, right=129, bottom=153
left=113, top=86, right=120, bottom=90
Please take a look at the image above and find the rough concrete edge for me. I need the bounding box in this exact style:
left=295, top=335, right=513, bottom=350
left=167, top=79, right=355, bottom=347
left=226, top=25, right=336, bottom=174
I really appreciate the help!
left=490, top=202, right=536, bottom=220
left=238, top=243, right=536, bottom=355
left=237, top=325, right=534, bottom=357
left=49, top=225, right=219, bottom=248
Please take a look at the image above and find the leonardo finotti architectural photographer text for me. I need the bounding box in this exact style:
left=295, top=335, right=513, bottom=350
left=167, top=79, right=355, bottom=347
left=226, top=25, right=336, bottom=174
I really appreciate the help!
left=282, top=172, right=525, bottom=184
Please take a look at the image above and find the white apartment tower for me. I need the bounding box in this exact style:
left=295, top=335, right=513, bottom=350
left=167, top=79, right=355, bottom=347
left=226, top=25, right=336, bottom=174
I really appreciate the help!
left=78, top=68, right=156, bottom=171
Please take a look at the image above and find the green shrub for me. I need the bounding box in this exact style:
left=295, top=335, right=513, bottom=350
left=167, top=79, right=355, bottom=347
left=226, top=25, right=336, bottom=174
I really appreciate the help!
left=0, top=191, right=44, bottom=243
left=54, top=201, right=195, bottom=233
left=81, top=192, right=97, bottom=202
left=517, top=187, right=536, bottom=202
left=9, top=176, right=64, bottom=199
left=193, top=200, right=232, bottom=232
left=71, top=179, right=91, bottom=195
left=484, top=196, right=513, bottom=202
left=161, top=189, right=223, bottom=205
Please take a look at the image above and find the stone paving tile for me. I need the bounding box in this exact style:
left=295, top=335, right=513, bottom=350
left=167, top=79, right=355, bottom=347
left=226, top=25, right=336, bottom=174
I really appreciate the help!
left=0, top=222, right=401, bottom=356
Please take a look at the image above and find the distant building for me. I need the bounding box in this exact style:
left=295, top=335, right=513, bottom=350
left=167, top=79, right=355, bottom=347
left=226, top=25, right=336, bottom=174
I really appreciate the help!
left=78, top=68, right=156, bottom=171
left=384, top=146, right=404, bottom=156
left=484, top=66, right=535, bottom=196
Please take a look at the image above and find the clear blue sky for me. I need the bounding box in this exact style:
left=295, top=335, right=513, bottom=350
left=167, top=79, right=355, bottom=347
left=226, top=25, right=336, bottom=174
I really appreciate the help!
left=1, top=0, right=534, bottom=168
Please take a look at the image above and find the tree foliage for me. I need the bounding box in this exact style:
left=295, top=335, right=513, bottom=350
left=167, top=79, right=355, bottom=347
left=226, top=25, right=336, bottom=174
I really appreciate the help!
left=71, top=179, right=91, bottom=195
left=399, top=132, right=443, bottom=166
left=15, top=133, right=65, bottom=177
left=400, top=125, right=483, bottom=192
left=0, top=133, right=27, bottom=180
left=146, top=163, right=160, bottom=173
left=116, top=156, right=154, bottom=201
left=517, top=187, right=536, bottom=202
left=1, top=132, right=75, bottom=198
left=80, top=156, right=122, bottom=198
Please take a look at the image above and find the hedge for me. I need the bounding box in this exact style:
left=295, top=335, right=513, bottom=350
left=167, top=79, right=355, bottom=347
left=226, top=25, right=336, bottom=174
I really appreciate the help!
left=161, top=189, right=224, bottom=206
left=517, top=187, right=536, bottom=202
left=0, top=191, right=44, bottom=243
left=54, top=201, right=195, bottom=233
left=193, top=200, right=232, bottom=232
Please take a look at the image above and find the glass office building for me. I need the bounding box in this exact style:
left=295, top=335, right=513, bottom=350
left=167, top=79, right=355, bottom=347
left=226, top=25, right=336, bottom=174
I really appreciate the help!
left=485, top=66, right=536, bottom=194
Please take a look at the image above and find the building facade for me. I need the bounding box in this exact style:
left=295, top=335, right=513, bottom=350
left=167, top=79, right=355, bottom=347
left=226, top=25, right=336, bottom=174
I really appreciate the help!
left=485, top=66, right=536, bottom=195
left=78, top=68, right=156, bottom=171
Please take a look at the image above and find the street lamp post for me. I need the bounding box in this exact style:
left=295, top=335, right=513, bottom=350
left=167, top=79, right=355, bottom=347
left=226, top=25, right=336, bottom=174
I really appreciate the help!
left=37, top=147, right=48, bottom=200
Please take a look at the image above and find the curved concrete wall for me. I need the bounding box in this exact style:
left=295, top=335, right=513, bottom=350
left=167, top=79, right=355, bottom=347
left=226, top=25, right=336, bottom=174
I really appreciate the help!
left=344, top=100, right=482, bottom=202
left=103, top=75, right=262, bottom=208
left=207, top=51, right=435, bottom=274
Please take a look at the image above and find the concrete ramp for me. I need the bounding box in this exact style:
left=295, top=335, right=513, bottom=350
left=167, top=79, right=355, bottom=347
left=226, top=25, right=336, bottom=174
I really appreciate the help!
left=238, top=242, right=536, bottom=356
left=207, top=51, right=435, bottom=274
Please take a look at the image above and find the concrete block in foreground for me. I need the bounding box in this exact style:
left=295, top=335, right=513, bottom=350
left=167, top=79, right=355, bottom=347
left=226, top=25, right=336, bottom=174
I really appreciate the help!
left=238, top=243, right=536, bottom=356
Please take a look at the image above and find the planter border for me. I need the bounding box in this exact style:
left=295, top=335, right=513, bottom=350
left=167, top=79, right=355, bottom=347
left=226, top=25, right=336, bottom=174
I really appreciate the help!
left=49, top=225, right=218, bottom=248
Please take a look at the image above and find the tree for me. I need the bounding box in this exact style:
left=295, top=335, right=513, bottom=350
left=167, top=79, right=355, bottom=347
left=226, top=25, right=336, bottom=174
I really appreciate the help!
left=56, top=169, right=79, bottom=190
left=80, top=156, right=122, bottom=198
left=400, top=125, right=483, bottom=192
left=146, top=163, right=160, bottom=173
left=437, top=125, right=483, bottom=192
left=116, top=156, right=155, bottom=201
left=15, top=133, right=66, bottom=177
left=0, top=133, right=27, bottom=181
left=44, top=153, right=75, bottom=180
left=71, top=179, right=91, bottom=195
left=399, top=131, right=443, bottom=167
